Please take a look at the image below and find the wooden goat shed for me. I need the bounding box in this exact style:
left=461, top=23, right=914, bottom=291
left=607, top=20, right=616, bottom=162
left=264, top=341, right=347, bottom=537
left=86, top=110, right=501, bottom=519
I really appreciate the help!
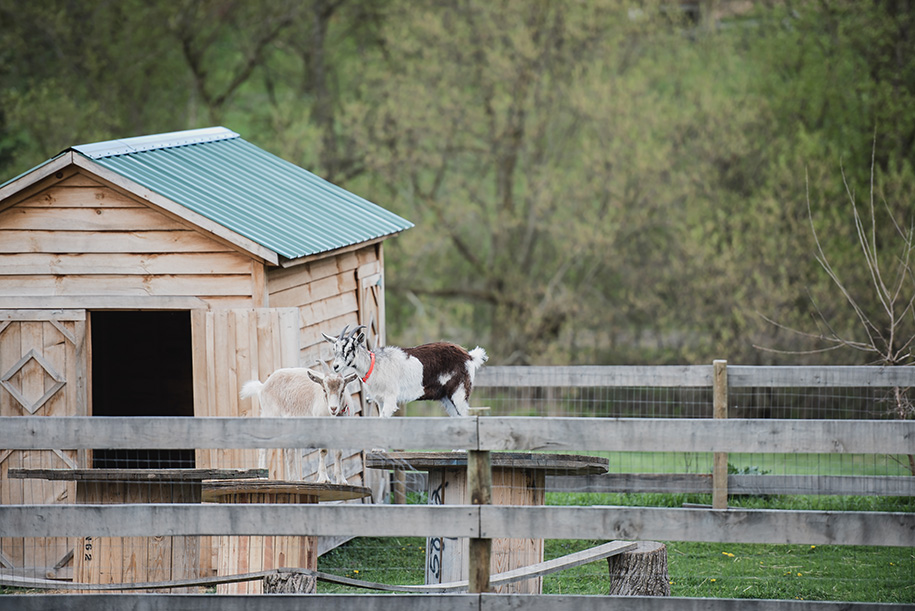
left=0, top=127, right=413, bottom=580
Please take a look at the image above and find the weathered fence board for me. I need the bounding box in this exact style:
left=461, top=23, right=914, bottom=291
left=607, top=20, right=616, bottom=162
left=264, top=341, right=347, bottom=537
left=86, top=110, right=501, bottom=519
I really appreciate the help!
left=478, top=506, right=915, bottom=547
left=0, top=416, right=479, bottom=450
left=476, top=366, right=713, bottom=387
left=1, top=594, right=911, bottom=611
left=727, top=366, right=915, bottom=388
left=476, top=365, right=915, bottom=388
left=3, top=416, right=911, bottom=454
left=546, top=473, right=915, bottom=497
left=3, top=504, right=912, bottom=547
left=0, top=504, right=478, bottom=538
left=476, top=418, right=915, bottom=454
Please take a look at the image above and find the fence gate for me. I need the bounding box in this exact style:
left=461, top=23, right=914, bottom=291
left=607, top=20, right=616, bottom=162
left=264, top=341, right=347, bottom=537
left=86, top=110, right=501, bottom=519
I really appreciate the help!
left=0, top=309, right=88, bottom=579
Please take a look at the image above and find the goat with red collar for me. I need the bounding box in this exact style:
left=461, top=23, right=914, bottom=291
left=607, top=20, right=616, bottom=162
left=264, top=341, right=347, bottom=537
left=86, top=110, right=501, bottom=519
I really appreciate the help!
left=323, top=325, right=488, bottom=418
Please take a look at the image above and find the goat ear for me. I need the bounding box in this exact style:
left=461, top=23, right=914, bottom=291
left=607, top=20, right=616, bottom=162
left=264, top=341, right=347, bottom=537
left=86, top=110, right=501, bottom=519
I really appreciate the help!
left=355, top=331, right=366, bottom=345
left=307, top=369, right=324, bottom=384
left=322, top=332, right=337, bottom=344
left=344, top=372, right=358, bottom=385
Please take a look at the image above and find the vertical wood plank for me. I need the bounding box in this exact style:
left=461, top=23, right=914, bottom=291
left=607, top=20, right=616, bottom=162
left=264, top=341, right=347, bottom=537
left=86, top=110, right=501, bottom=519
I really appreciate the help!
left=468, top=450, right=492, bottom=594
left=713, top=359, right=729, bottom=510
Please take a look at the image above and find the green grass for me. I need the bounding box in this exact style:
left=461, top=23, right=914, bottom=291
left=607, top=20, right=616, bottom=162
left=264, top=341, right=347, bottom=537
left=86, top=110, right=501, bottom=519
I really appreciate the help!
left=598, top=451, right=912, bottom=476
left=317, top=492, right=914, bottom=602
left=316, top=535, right=914, bottom=602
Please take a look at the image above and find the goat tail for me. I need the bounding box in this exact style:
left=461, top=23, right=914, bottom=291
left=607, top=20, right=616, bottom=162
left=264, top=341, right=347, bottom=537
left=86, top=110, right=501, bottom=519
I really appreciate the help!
left=468, top=346, right=489, bottom=370
left=239, top=380, right=264, bottom=400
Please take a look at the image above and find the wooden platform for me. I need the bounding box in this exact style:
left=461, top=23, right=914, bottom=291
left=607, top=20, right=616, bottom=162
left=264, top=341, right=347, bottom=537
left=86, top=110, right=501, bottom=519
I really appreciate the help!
left=365, top=451, right=608, bottom=476
left=202, top=479, right=371, bottom=503
left=8, top=468, right=268, bottom=482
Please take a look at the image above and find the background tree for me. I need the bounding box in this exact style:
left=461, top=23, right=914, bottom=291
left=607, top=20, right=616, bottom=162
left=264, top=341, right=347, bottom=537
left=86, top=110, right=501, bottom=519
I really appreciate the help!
left=1, top=0, right=913, bottom=368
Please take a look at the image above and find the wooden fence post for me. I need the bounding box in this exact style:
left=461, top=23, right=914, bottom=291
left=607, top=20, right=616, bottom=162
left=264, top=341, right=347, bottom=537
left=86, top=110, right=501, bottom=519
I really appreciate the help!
left=467, top=449, right=492, bottom=593
left=712, top=359, right=728, bottom=509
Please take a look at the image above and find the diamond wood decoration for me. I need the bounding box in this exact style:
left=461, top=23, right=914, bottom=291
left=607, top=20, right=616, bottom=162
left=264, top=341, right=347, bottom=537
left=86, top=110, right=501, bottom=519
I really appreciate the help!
left=0, top=349, right=66, bottom=414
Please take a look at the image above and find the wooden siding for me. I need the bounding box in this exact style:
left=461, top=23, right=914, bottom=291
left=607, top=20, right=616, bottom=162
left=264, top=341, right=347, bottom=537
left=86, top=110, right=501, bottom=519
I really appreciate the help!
left=267, top=244, right=385, bottom=497
left=0, top=173, right=259, bottom=308
left=267, top=247, right=372, bottom=355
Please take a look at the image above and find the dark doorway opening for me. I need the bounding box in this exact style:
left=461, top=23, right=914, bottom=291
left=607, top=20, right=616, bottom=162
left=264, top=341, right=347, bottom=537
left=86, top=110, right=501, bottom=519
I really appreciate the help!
left=91, top=311, right=195, bottom=468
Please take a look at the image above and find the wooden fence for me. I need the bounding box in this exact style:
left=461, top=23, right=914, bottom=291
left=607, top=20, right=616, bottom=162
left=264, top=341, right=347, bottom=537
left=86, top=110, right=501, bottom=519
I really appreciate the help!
left=475, top=363, right=915, bottom=499
left=1, top=415, right=913, bottom=610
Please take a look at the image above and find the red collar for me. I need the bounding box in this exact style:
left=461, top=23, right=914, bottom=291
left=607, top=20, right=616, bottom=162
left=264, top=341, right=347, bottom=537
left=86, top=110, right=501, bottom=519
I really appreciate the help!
left=363, top=352, right=376, bottom=383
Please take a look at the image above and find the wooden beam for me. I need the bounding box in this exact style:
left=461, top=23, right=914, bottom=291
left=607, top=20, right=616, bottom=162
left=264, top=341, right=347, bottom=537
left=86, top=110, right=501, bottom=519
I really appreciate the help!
left=467, top=449, right=492, bottom=594
left=476, top=366, right=713, bottom=388
left=477, top=417, right=915, bottom=454
left=478, top=506, right=915, bottom=547
left=0, top=416, right=479, bottom=451
left=727, top=365, right=915, bottom=388
left=0, top=296, right=209, bottom=310
left=712, top=360, right=728, bottom=509
left=2, top=594, right=910, bottom=611
left=3, top=416, right=912, bottom=454
left=546, top=473, right=915, bottom=497
left=475, top=365, right=915, bottom=389
left=0, top=504, right=479, bottom=538
left=2, top=504, right=912, bottom=547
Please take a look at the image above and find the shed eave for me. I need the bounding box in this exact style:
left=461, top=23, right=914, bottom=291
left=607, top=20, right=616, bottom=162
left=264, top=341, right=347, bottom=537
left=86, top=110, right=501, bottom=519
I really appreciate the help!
left=278, top=231, right=408, bottom=268
left=0, top=152, right=76, bottom=212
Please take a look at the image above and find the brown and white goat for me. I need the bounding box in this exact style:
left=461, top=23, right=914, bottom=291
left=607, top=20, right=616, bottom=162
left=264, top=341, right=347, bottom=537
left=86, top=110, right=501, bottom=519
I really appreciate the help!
left=323, top=325, right=488, bottom=418
left=240, top=368, right=357, bottom=484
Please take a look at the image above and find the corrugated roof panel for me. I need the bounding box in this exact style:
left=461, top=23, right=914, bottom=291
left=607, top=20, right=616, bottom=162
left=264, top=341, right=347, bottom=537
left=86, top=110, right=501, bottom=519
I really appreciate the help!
left=70, top=127, right=412, bottom=260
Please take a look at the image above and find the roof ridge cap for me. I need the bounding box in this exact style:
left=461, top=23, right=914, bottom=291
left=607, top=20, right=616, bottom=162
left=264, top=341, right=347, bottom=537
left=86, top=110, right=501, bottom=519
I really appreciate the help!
left=72, top=127, right=239, bottom=159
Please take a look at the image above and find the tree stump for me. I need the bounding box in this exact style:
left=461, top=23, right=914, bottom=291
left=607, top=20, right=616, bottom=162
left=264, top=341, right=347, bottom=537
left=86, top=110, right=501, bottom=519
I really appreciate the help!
left=263, top=571, right=317, bottom=593
left=607, top=541, right=670, bottom=596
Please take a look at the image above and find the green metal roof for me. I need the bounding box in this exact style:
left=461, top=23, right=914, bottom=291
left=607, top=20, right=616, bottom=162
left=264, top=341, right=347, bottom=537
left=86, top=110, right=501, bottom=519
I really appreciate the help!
left=69, top=127, right=413, bottom=260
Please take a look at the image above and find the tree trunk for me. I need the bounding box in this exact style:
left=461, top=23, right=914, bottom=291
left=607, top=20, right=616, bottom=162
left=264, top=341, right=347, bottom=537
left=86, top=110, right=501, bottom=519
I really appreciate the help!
left=607, top=541, right=670, bottom=596
left=264, top=571, right=316, bottom=593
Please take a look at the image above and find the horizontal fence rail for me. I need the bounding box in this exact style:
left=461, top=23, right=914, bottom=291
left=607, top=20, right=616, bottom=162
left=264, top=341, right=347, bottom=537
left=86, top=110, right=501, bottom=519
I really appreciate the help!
left=2, top=416, right=913, bottom=454
left=1, top=414, right=913, bottom=610
left=547, top=473, right=915, bottom=497
left=4, top=594, right=914, bottom=611
left=2, top=504, right=912, bottom=548
left=476, top=365, right=915, bottom=388
left=476, top=366, right=715, bottom=387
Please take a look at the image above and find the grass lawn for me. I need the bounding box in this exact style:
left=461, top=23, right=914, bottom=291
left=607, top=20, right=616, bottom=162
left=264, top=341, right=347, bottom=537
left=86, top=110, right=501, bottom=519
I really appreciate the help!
left=318, top=492, right=914, bottom=602
left=596, top=451, right=912, bottom=476
left=317, top=535, right=914, bottom=602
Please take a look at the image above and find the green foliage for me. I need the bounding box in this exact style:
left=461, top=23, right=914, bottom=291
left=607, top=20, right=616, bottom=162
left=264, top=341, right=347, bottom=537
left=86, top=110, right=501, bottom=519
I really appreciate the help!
left=1, top=0, right=913, bottom=366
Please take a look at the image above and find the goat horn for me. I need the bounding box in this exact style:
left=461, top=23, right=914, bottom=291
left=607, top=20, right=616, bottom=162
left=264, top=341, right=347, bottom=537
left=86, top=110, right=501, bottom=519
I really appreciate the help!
left=313, top=359, right=331, bottom=375
left=348, top=325, right=366, bottom=339
left=338, top=325, right=349, bottom=341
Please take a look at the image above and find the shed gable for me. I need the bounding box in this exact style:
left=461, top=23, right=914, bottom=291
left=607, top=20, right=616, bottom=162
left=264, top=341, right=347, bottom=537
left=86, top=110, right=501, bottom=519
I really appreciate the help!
left=0, top=172, right=260, bottom=308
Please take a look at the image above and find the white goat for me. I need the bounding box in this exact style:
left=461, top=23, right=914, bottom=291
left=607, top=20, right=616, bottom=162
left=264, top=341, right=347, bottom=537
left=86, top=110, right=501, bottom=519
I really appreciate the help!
left=323, top=325, right=488, bottom=418
left=240, top=368, right=357, bottom=485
